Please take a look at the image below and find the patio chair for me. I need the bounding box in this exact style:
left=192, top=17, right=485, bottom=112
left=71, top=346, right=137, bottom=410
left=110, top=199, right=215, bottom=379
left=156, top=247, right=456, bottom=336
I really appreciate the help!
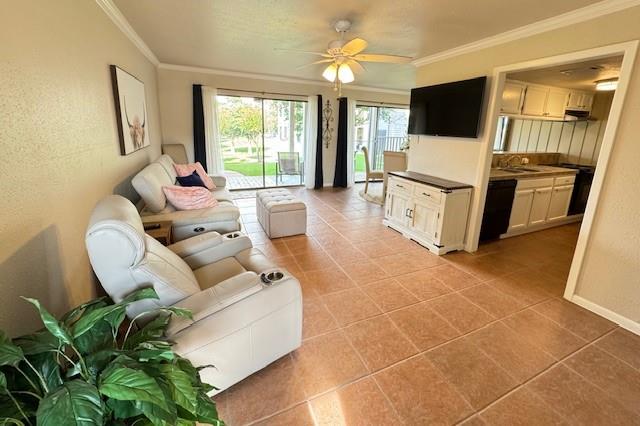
left=362, top=146, right=383, bottom=194
left=276, top=152, right=303, bottom=185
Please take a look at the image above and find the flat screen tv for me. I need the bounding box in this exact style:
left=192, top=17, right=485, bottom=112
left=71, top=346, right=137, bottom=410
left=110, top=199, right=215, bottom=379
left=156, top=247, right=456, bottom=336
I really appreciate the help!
left=408, top=76, right=487, bottom=138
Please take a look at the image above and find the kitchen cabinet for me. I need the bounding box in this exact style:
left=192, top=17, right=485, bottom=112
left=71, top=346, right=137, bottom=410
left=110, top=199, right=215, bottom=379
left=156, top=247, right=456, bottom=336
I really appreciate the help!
left=521, top=86, right=548, bottom=116
left=501, top=81, right=526, bottom=114
left=384, top=174, right=472, bottom=254
left=547, top=184, right=574, bottom=221
left=528, top=186, right=553, bottom=225
left=567, top=90, right=594, bottom=111
left=545, top=88, right=570, bottom=117
left=508, top=189, right=534, bottom=232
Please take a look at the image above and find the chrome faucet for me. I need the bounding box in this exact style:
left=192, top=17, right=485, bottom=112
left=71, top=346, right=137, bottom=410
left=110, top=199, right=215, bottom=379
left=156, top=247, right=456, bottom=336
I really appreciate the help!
left=499, top=154, right=523, bottom=168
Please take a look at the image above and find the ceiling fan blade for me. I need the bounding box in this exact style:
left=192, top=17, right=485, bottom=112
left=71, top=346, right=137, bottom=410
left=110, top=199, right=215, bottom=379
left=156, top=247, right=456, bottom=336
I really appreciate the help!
left=274, top=48, right=332, bottom=58
left=296, top=59, right=334, bottom=70
left=346, top=59, right=365, bottom=74
left=352, top=53, right=413, bottom=63
left=341, top=38, right=368, bottom=56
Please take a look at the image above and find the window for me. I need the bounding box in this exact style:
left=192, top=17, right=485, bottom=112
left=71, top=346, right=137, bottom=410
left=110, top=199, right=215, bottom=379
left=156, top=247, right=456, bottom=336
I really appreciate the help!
left=216, top=94, right=307, bottom=190
left=354, top=105, right=409, bottom=182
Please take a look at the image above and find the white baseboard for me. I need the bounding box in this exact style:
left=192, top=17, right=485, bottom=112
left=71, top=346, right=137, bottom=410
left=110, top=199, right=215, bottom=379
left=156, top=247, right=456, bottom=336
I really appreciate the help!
left=567, top=295, right=640, bottom=336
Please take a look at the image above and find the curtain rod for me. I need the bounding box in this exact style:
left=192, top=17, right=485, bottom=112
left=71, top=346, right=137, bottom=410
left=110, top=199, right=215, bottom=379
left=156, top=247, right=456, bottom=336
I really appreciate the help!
left=216, top=87, right=310, bottom=99
left=355, top=100, right=409, bottom=108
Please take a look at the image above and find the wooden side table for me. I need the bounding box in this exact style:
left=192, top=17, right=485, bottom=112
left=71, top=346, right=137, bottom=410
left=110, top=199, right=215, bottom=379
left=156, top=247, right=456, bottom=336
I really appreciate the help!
left=143, top=220, right=172, bottom=246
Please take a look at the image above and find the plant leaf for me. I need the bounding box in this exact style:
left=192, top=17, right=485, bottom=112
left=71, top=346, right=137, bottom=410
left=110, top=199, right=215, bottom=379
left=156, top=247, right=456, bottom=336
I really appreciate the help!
left=99, top=366, right=168, bottom=411
left=28, top=353, right=63, bottom=390
left=106, top=398, right=142, bottom=419
left=0, top=371, right=7, bottom=394
left=36, top=380, right=104, bottom=426
left=0, top=331, right=24, bottom=368
left=71, top=305, right=125, bottom=340
left=136, top=401, right=176, bottom=426
left=21, top=298, right=73, bottom=346
left=163, top=307, right=193, bottom=321
left=159, top=364, right=197, bottom=414
left=12, top=331, right=58, bottom=355
left=123, top=315, right=170, bottom=350
left=73, top=319, right=114, bottom=355
left=0, top=418, right=25, bottom=426
left=195, top=392, right=222, bottom=425
left=120, top=288, right=159, bottom=305
left=134, top=342, right=175, bottom=363
left=61, top=297, right=109, bottom=326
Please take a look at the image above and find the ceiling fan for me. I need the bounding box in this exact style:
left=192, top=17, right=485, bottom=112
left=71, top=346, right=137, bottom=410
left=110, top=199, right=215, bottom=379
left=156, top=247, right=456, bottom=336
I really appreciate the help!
left=278, top=20, right=413, bottom=94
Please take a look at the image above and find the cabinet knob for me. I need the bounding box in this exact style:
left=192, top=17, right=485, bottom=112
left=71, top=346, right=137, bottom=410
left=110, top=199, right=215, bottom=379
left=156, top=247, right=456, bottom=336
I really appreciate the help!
left=422, top=192, right=431, bottom=197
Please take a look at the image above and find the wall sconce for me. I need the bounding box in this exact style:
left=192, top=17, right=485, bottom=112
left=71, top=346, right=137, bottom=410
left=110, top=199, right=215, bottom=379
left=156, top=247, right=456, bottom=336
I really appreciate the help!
left=322, top=99, right=333, bottom=148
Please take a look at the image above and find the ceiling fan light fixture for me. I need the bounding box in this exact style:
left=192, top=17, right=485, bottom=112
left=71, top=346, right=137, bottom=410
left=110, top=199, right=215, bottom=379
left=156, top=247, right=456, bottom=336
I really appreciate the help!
left=338, top=63, right=355, bottom=83
left=322, top=64, right=337, bottom=82
left=595, top=78, right=618, bottom=91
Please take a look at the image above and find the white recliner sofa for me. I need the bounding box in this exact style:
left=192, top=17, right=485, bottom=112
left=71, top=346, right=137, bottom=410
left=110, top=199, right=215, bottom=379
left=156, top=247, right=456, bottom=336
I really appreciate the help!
left=132, top=154, right=240, bottom=241
left=85, top=195, right=303, bottom=394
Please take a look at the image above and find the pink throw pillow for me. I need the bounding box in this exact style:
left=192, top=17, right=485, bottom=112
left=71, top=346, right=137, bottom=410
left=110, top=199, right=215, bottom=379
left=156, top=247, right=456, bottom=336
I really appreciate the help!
left=174, top=162, right=216, bottom=190
left=162, top=185, right=219, bottom=210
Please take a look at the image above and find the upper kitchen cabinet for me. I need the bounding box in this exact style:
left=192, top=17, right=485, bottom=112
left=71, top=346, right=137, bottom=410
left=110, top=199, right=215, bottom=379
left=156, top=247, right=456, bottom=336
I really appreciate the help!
left=567, top=90, right=594, bottom=111
left=545, top=88, right=570, bottom=117
left=521, top=85, right=548, bottom=116
left=501, top=81, right=526, bottom=114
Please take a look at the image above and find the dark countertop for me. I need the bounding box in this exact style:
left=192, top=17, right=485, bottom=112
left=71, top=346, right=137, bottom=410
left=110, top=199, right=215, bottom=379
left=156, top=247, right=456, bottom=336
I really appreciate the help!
left=389, top=171, right=473, bottom=191
left=489, top=165, right=578, bottom=181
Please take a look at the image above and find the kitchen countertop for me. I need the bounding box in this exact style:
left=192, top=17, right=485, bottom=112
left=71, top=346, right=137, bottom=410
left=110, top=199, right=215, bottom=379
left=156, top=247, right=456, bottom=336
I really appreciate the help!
left=389, top=171, right=473, bottom=191
left=489, top=165, right=579, bottom=181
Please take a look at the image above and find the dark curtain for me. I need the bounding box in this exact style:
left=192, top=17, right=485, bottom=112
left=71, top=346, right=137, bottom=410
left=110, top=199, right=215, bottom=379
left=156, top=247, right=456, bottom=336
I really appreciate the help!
left=314, top=95, right=324, bottom=189
left=333, top=97, right=349, bottom=188
left=192, top=84, right=208, bottom=171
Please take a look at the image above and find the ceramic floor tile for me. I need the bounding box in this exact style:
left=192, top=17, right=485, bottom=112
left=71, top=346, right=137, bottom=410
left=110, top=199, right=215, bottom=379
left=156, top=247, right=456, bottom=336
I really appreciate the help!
left=486, top=273, right=551, bottom=307
left=595, top=328, right=640, bottom=370
left=341, top=261, right=390, bottom=286
left=214, top=355, right=306, bottom=425
left=294, top=251, right=337, bottom=271
left=460, top=284, right=527, bottom=319
left=468, top=322, right=555, bottom=383
left=252, top=403, right=315, bottom=426
left=532, top=299, right=616, bottom=341
left=428, top=293, right=495, bottom=334
left=302, top=298, right=338, bottom=340
left=395, top=270, right=453, bottom=301
left=360, top=278, right=420, bottom=312
left=291, top=331, right=368, bottom=398
left=428, top=263, right=481, bottom=290
left=309, top=377, right=400, bottom=425
left=304, top=269, right=356, bottom=295
left=502, top=309, right=587, bottom=359
left=527, top=364, right=638, bottom=425
left=374, top=355, right=474, bottom=425
left=427, top=337, right=519, bottom=410
left=321, top=288, right=381, bottom=326
left=344, top=315, right=418, bottom=372
left=388, top=302, right=460, bottom=351
left=479, top=387, right=567, bottom=426
left=564, top=345, right=640, bottom=415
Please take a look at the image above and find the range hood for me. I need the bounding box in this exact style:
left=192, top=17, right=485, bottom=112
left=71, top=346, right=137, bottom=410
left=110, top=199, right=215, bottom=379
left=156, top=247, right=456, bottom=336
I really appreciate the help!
left=564, top=109, right=596, bottom=121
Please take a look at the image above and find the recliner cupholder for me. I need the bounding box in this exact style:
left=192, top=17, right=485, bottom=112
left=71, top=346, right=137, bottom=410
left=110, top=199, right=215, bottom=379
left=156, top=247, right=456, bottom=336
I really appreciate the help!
left=225, top=232, right=241, bottom=239
left=260, top=271, right=284, bottom=285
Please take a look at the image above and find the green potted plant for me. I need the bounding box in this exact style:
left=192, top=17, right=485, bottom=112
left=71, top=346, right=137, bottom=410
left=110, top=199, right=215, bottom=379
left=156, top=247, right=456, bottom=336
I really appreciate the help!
left=0, top=288, right=223, bottom=426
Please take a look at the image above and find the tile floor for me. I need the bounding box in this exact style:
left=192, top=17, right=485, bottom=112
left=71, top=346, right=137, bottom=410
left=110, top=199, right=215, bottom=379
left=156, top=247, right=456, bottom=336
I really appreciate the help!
left=214, top=183, right=640, bottom=425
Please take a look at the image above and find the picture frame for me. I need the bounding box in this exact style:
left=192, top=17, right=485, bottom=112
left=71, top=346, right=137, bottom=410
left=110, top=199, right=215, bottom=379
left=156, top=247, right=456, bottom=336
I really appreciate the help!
left=110, top=65, right=150, bottom=155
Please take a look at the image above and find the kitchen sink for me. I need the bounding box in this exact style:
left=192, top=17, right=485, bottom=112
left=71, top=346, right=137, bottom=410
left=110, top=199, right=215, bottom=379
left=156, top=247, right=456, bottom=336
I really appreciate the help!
left=499, top=167, right=541, bottom=173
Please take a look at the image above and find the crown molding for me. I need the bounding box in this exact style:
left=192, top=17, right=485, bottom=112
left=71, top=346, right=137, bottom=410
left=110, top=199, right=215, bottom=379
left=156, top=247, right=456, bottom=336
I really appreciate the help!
left=158, top=63, right=410, bottom=95
left=413, top=0, right=640, bottom=67
left=95, top=0, right=159, bottom=66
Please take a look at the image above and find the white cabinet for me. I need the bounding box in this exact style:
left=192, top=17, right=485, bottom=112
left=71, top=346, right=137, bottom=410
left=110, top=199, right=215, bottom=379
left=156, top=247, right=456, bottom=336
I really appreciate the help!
left=521, top=86, right=548, bottom=116
left=501, top=81, right=526, bottom=114
left=508, top=189, right=534, bottom=232
left=567, top=90, right=594, bottom=111
left=384, top=175, right=472, bottom=254
left=545, top=88, right=570, bottom=117
left=528, top=187, right=552, bottom=226
left=547, top=184, right=574, bottom=221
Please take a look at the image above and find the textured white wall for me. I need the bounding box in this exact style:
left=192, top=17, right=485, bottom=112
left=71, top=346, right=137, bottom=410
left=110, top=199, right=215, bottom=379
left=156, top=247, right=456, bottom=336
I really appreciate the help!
left=0, top=1, right=162, bottom=336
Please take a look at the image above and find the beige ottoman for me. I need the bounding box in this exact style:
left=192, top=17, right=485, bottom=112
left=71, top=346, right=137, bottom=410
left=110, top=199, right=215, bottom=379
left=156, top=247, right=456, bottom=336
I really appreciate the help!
left=256, top=189, right=307, bottom=238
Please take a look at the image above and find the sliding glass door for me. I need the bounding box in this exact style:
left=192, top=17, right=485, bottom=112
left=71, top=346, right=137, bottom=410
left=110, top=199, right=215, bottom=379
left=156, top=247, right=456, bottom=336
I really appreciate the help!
left=354, top=105, right=409, bottom=182
left=217, top=94, right=307, bottom=190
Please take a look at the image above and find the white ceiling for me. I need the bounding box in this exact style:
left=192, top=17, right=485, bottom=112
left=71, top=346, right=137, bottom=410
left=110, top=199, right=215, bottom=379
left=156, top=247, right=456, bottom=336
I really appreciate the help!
left=509, top=56, right=623, bottom=90
left=113, top=0, right=603, bottom=90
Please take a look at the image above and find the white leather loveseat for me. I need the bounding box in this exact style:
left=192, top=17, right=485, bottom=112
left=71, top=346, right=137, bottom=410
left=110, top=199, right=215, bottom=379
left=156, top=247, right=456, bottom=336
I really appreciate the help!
left=132, top=154, right=241, bottom=241
left=85, top=195, right=303, bottom=393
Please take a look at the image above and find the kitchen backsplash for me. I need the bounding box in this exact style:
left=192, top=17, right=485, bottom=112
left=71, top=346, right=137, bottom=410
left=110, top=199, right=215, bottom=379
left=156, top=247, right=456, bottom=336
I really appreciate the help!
left=491, top=152, right=561, bottom=167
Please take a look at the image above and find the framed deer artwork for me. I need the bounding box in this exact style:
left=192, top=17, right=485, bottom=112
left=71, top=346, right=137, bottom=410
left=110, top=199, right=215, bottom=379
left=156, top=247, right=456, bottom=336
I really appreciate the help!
left=110, top=65, right=150, bottom=155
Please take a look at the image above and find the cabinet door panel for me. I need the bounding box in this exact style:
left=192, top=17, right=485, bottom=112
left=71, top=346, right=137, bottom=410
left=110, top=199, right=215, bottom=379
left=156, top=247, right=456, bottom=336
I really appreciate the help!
left=411, top=199, right=440, bottom=241
left=386, top=191, right=410, bottom=227
left=547, top=185, right=574, bottom=221
left=545, top=89, right=569, bottom=117
left=501, top=82, right=526, bottom=114
left=509, top=189, right=534, bottom=232
left=522, top=86, right=548, bottom=116
left=529, top=187, right=552, bottom=226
